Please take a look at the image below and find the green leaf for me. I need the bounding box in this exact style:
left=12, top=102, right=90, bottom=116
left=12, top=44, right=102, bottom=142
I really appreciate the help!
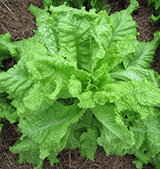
left=49, top=5, right=98, bottom=72
left=10, top=137, right=43, bottom=167
left=151, top=14, right=160, bottom=22
left=123, top=32, right=160, bottom=69
left=100, top=80, right=160, bottom=119
left=66, top=109, right=101, bottom=160
left=78, top=91, right=95, bottom=108
left=79, top=128, right=98, bottom=161
left=144, top=114, right=160, bottom=156
left=0, top=93, right=18, bottom=124
left=42, top=0, right=107, bottom=13
left=24, top=49, right=89, bottom=110
left=92, top=103, right=135, bottom=155
left=91, top=10, right=139, bottom=72
left=150, top=153, right=160, bottom=169
left=110, top=67, right=160, bottom=87
left=130, top=119, right=146, bottom=150
left=0, top=58, right=32, bottom=99
left=0, top=38, right=49, bottom=113
left=0, top=33, right=18, bottom=67
left=29, top=4, right=58, bottom=56
left=105, top=35, right=138, bottom=72
left=148, top=0, right=160, bottom=9
left=68, top=75, right=82, bottom=97
left=18, top=102, right=85, bottom=159
left=108, top=0, right=139, bottom=47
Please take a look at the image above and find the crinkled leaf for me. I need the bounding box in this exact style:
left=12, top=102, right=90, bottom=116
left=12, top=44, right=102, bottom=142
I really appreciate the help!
left=0, top=58, right=32, bottom=99
left=68, top=75, right=82, bottom=97
left=0, top=93, right=18, bottom=124
left=108, top=0, right=139, bottom=47
left=110, top=67, right=160, bottom=87
left=100, top=80, right=160, bottom=119
left=10, top=137, right=43, bottom=168
left=18, top=102, right=85, bottom=159
left=66, top=109, right=101, bottom=160
left=144, top=114, right=160, bottom=157
left=0, top=33, right=18, bottom=67
left=123, top=32, right=160, bottom=69
left=92, top=103, right=135, bottom=155
left=49, top=5, right=98, bottom=71
left=79, top=128, right=98, bottom=161
left=25, top=50, right=89, bottom=110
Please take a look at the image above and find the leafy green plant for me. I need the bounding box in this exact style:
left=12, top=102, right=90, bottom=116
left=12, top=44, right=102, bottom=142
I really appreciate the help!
left=148, top=0, right=160, bottom=21
left=0, top=0, right=160, bottom=169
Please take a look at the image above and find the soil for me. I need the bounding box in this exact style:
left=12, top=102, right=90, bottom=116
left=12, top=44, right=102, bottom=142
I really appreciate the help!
left=0, top=0, right=160, bottom=168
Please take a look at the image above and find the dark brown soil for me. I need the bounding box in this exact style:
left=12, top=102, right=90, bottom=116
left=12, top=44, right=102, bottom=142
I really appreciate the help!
left=0, top=0, right=160, bottom=168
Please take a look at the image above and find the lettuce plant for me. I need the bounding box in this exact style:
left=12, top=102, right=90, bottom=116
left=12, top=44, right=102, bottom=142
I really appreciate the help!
left=0, top=0, right=160, bottom=168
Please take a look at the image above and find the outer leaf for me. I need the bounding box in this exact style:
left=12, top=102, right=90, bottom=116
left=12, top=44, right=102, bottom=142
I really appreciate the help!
left=110, top=67, right=160, bottom=87
left=0, top=58, right=32, bottom=99
left=92, top=8, right=139, bottom=72
left=0, top=38, right=38, bottom=114
left=102, top=80, right=160, bottom=119
left=123, top=32, right=160, bottom=69
left=151, top=14, right=160, bottom=21
left=144, top=115, right=160, bottom=157
left=10, top=137, right=43, bottom=168
left=91, top=103, right=135, bottom=156
left=150, top=153, right=160, bottom=169
left=66, top=109, right=101, bottom=160
left=100, top=35, right=138, bottom=73
left=130, top=112, right=160, bottom=169
left=0, top=38, right=53, bottom=114
left=94, top=80, right=160, bottom=121
left=18, top=102, right=85, bottom=160
left=0, top=33, right=18, bottom=68
left=0, top=93, right=18, bottom=124
left=79, top=128, right=98, bottom=160
left=110, top=32, right=160, bottom=85
left=47, top=128, right=71, bottom=167
left=29, top=4, right=58, bottom=56
left=108, top=0, right=139, bottom=47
